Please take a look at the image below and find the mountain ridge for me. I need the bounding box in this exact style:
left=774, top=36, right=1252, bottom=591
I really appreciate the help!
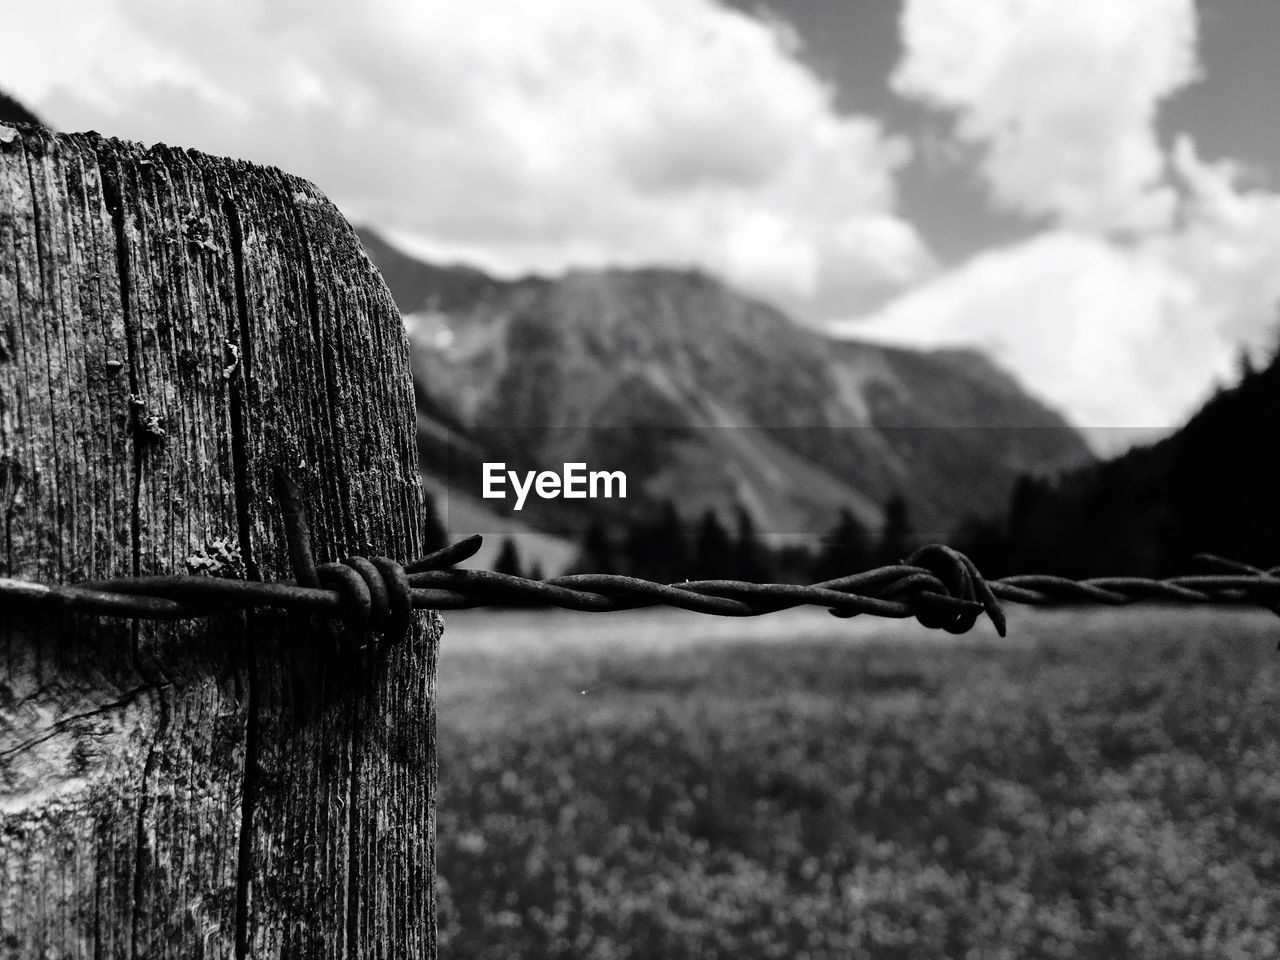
left=357, top=226, right=1092, bottom=540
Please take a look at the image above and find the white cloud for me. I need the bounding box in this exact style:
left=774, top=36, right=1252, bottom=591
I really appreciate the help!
left=833, top=145, right=1280, bottom=451
left=1162, top=138, right=1280, bottom=349
left=3, top=0, right=933, bottom=314
left=833, top=0, right=1280, bottom=450
left=893, top=0, right=1199, bottom=233
left=831, top=233, right=1199, bottom=448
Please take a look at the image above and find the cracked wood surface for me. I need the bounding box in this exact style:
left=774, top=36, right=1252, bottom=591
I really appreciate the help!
left=0, top=124, right=441, bottom=958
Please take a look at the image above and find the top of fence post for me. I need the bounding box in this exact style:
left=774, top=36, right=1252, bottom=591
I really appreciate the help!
left=0, top=123, right=441, bottom=958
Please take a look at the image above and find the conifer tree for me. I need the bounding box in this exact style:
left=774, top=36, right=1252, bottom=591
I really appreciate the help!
left=876, top=494, right=915, bottom=566
left=732, top=505, right=774, bottom=581
left=814, top=508, right=872, bottom=581
left=493, top=536, right=524, bottom=578
left=624, top=523, right=656, bottom=580
left=692, top=509, right=732, bottom=579
left=575, top=520, right=616, bottom=575
left=651, top=501, right=689, bottom=581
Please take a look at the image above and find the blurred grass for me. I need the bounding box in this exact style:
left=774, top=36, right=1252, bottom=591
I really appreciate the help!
left=436, top=607, right=1280, bottom=959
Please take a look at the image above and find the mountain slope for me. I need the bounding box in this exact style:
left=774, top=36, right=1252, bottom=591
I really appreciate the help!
left=974, top=347, right=1280, bottom=577
left=357, top=229, right=512, bottom=314
left=358, top=228, right=1091, bottom=539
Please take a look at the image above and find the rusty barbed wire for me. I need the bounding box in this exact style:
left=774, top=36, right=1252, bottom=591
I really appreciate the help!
left=1, top=473, right=1278, bottom=644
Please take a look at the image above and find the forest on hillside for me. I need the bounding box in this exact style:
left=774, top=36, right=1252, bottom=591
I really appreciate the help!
left=951, top=339, right=1280, bottom=579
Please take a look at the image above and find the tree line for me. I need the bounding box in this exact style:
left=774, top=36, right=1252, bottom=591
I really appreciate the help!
left=465, top=494, right=922, bottom=584
left=950, top=340, right=1280, bottom=578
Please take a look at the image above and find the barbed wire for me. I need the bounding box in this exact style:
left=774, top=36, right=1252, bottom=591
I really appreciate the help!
left=2, top=472, right=1278, bottom=645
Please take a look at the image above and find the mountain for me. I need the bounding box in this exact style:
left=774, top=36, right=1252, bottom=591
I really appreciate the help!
left=960, top=345, right=1280, bottom=578
left=357, top=227, right=1092, bottom=541
left=356, top=229, right=509, bottom=315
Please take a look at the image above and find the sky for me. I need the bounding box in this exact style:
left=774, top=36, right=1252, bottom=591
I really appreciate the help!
left=5, top=0, right=1280, bottom=451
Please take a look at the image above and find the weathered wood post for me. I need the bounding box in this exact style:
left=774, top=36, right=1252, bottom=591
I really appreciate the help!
left=0, top=124, right=440, bottom=957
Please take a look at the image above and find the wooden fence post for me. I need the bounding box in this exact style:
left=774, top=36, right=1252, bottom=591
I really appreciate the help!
left=0, top=124, right=440, bottom=958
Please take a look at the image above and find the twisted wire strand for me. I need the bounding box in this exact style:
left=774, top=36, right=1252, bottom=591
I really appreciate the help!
left=3, top=541, right=1279, bottom=642
left=1, top=474, right=1277, bottom=642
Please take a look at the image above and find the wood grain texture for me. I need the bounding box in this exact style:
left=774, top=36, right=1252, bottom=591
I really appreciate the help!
left=0, top=124, right=440, bottom=958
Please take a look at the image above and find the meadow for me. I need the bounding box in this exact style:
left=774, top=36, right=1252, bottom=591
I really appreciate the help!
left=434, top=606, right=1280, bottom=959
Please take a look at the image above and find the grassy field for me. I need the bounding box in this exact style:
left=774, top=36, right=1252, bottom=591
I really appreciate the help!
left=434, top=607, right=1280, bottom=959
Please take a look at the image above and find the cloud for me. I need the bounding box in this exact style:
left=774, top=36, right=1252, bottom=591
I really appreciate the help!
left=3, top=0, right=934, bottom=315
left=834, top=141, right=1280, bottom=451
left=831, top=233, right=1196, bottom=448
left=831, top=0, right=1280, bottom=451
left=1162, top=138, right=1280, bottom=349
left=893, top=0, right=1199, bottom=233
